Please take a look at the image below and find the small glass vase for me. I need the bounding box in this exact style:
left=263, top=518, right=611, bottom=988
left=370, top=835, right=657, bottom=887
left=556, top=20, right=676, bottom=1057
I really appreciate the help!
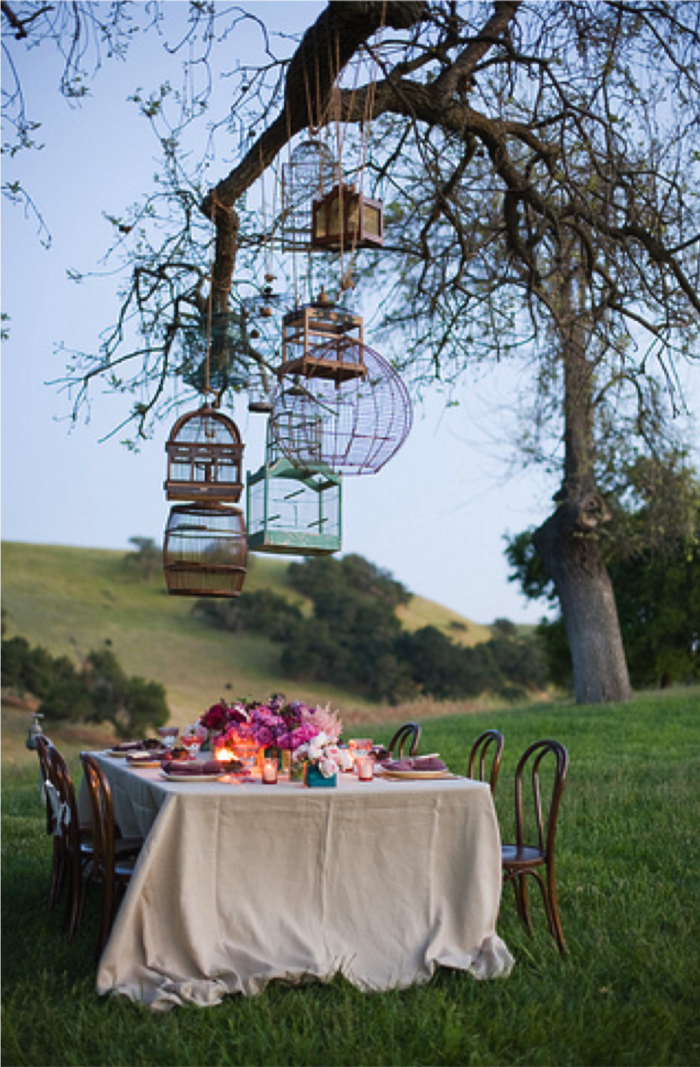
left=303, top=763, right=337, bottom=789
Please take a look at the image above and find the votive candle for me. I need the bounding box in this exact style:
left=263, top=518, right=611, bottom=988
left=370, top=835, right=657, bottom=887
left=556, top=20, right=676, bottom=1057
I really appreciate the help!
left=357, top=757, right=374, bottom=782
left=262, top=757, right=278, bottom=785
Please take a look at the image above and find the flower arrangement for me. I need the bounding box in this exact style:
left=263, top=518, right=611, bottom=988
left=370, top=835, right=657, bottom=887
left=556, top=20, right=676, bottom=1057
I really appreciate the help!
left=292, top=731, right=353, bottom=778
left=199, top=694, right=345, bottom=765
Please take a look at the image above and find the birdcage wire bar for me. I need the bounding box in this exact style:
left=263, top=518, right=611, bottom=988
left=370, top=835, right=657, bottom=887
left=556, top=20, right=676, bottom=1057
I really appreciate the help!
left=165, top=406, right=245, bottom=503
left=163, top=503, right=248, bottom=598
left=270, top=342, right=413, bottom=476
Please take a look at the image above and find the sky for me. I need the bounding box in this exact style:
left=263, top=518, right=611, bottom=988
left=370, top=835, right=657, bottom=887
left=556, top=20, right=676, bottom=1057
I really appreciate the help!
left=2, top=1, right=697, bottom=628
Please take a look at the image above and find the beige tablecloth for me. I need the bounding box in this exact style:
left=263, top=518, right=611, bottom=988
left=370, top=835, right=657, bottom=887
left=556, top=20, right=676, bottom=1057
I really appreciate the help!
left=79, top=755, right=513, bottom=1010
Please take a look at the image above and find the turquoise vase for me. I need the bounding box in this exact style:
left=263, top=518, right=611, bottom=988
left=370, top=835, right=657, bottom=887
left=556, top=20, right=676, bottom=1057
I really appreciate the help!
left=303, top=763, right=337, bottom=789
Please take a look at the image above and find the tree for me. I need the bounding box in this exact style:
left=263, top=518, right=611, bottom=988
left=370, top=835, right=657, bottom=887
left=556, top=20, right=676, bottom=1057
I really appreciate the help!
left=0, top=631, right=170, bottom=736
left=5, top=2, right=700, bottom=703
left=125, top=536, right=161, bottom=581
left=506, top=471, right=700, bottom=691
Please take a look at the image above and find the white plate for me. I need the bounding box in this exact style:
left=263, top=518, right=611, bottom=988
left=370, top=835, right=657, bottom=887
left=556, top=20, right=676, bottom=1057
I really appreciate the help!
left=159, top=771, right=225, bottom=783
left=128, top=759, right=162, bottom=769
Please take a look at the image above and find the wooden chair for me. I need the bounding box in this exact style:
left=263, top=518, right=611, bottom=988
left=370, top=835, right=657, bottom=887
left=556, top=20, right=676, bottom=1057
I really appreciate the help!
left=501, top=739, right=569, bottom=954
left=36, top=734, right=69, bottom=910
left=80, top=754, right=142, bottom=957
left=388, top=721, right=421, bottom=758
left=468, top=729, right=504, bottom=794
left=39, top=738, right=95, bottom=938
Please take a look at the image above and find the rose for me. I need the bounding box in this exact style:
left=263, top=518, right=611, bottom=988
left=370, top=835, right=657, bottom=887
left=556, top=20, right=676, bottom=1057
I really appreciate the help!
left=201, top=703, right=230, bottom=730
left=320, top=756, right=339, bottom=778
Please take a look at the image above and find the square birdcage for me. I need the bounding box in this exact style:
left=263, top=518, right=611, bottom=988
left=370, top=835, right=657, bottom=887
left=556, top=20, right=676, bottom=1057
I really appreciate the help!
left=246, top=426, right=341, bottom=556
left=311, top=182, right=383, bottom=251
left=165, top=405, right=244, bottom=502
left=163, top=503, right=248, bottom=597
left=276, top=297, right=366, bottom=386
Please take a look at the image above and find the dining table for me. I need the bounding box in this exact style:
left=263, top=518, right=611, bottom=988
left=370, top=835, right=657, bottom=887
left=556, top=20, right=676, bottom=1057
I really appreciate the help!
left=77, top=751, right=514, bottom=1011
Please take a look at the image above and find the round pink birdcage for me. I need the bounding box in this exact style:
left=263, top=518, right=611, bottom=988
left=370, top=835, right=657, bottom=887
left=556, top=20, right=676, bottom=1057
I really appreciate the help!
left=270, top=341, right=412, bottom=476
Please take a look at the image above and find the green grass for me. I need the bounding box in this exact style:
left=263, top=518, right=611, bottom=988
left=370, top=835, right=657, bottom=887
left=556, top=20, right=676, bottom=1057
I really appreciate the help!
left=3, top=687, right=700, bottom=1066
left=0, top=541, right=489, bottom=722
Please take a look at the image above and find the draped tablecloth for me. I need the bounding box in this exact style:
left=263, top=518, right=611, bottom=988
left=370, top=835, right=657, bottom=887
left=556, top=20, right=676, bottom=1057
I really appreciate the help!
left=78, top=754, right=514, bottom=1011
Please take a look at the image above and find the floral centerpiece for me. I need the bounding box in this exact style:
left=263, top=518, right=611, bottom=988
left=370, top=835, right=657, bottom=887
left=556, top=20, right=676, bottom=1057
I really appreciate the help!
left=292, top=731, right=353, bottom=782
left=199, top=694, right=347, bottom=780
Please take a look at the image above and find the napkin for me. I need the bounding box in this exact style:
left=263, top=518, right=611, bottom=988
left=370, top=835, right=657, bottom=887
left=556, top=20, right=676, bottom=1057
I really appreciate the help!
left=384, top=756, right=447, bottom=773
left=127, top=749, right=169, bottom=763
left=162, top=759, right=222, bottom=776
left=110, top=741, right=144, bottom=752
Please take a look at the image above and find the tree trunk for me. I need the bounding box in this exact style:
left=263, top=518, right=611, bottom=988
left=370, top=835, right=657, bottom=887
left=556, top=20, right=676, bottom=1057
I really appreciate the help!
left=533, top=493, right=632, bottom=705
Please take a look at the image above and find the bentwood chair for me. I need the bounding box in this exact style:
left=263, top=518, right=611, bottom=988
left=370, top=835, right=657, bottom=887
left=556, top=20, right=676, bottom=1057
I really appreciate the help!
left=468, top=729, right=504, bottom=795
left=388, top=721, right=421, bottom=758
left=37, top=737, right=97, bottom=937
left=80, top=754, right=142, bottom=956
left=36, top=734, right=66, bottom=909
left=501, top=739, right=569, bottom=954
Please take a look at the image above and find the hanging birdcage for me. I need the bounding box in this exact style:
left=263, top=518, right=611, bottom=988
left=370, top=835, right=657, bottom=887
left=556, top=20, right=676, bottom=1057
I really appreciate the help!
left=247, top=424, right=341, bottom=556
left=311, top=182, right=384, bottom=252
left=179, top=311, right=250, bottom=395
left=163, top=503, right=248, bottom=598
left=280, top=139, right=337, bottom=249
left=165, top=405, right=244, bottom=502
left=270, top=342, right=413, bottom=476
left=275, top=292, right=365, bottom=385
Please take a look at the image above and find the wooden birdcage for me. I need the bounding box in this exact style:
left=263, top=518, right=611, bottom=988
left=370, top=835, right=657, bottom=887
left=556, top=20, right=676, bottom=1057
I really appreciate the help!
left=246, top=425, right=341, bottom=556
left=270, top=342, right=413, bottom=476
left=163, top=503, right=248, bottom=598
left=275, top=295, right=366, bottom=386
left=311, top=182, right=383, bottom=252
left=165, top=405, right=244, bottom=503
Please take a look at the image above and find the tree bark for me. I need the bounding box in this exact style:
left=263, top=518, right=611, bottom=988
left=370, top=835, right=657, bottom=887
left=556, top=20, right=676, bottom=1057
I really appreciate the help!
left=533, top=269, right=632, bottom=704
left=533, top=496, right=631, bottom=704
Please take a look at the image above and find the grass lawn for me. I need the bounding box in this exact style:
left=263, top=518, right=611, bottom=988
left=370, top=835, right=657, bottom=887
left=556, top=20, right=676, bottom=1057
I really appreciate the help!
left=2, top=687, right=700, bottom=1066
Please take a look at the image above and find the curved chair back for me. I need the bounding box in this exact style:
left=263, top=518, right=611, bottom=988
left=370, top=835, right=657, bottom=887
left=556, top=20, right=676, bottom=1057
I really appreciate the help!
left=468, top=729, right=504, bottom=794
left=80, top=753, right=140, bottom=956
left=388, top=721, right=421, bottom=758
left=514, top=738, right=568, bottom=859
left=80, top=754, right=117, bottom=887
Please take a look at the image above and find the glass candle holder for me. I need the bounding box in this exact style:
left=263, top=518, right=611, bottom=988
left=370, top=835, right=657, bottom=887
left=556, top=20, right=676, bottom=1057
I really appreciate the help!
left=357, top=756, right=374, bottom=782
left=261, top=757, right=279, bottom=785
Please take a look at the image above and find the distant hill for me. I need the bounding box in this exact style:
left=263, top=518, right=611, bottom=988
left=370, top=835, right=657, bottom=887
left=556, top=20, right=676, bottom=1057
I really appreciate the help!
left=1, top=542, right=490, bottom=723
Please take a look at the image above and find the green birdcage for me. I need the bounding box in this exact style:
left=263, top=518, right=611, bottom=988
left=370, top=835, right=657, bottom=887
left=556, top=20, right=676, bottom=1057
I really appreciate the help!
left=246, top=423, right=341, bottom=556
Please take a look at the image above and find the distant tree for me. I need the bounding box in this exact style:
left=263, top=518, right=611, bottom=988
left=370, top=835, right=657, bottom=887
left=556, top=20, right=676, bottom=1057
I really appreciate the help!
left=125, top=536, right=161, bottom=581
left=1, top=631, right=169, bottom=736
left=193, top=589, right=302, bottom=641
left=288, top=555, right=410, bottom=611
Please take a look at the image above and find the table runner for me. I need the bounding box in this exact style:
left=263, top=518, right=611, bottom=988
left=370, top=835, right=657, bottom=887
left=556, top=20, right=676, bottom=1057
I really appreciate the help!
left=79, top=755, right=513, bottom=1010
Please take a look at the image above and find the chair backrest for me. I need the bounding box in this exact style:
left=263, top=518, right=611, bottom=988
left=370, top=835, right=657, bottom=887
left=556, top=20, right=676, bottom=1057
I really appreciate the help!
left=513, top=739, right=568, bottom=858
left=468, top=729, right=504, bottom=794
left=41, top=739, right=82, bottom=852
left=388, top=721, right=421, bottom=758
left=80, top=753, right=117, bottom=881
left=35, top=734, right=55, bottom=836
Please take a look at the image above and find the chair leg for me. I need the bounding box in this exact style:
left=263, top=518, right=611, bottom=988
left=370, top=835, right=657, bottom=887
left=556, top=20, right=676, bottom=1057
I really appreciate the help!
left=49, top=838, right=65, bottom=910
left=64, top=851, right=83, bottom=940
left=517, top=873, right=533, bottom=934
left=97, top=877, right=116, bottom=959
left=544, top=863, right=567, bottom=954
